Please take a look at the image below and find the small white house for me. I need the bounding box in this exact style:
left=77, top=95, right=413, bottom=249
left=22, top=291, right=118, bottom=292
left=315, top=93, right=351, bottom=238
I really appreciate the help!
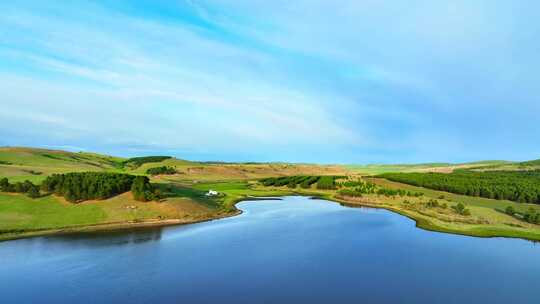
left=205, top=190, right=219, bottom=196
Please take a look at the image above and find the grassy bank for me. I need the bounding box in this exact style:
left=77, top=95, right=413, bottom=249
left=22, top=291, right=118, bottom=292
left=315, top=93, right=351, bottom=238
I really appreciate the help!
left=0, top=180, right=298, bottom=241
left=250, top=179, right=540, bottom=241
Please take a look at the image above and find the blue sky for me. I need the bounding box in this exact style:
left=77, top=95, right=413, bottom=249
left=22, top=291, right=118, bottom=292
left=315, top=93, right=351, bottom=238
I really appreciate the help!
left=1, top=1, right=539, bottom=164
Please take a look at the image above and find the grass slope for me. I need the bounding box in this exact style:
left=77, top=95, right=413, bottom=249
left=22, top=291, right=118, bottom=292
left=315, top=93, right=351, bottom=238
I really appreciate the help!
left=346, top=160, right=512, bottom=175
left=0, top=147, right=124, bottom=183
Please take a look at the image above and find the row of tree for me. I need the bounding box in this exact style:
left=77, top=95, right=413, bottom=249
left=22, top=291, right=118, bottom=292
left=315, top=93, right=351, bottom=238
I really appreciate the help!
left=505, top=206, right=540, bottom=224
left=0, top=178, right=40, bottom=198
left=41, top=172, right=158, bottom=203
left=260, top=175, right=350, bottom=189
left=260, top=176, right=321, bottom=188
left=379, top=170, right=540, bottom=204
left=146, top=166, right=177, bottom=176
left=338, top=180, right=377, bottom=195
left=316, top=176, right=337, bottom=190
left=123, top=156, right=172, bottom=168
left=338, top=183, right=423, bottom=198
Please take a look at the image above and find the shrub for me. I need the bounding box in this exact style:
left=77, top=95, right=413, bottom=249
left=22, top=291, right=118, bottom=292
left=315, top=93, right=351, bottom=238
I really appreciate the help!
left=505, top=206, right=515, bottom=216
left=27, top=186, right=40, bottom=198
left=523, top=208, right=540, bottom=224
left=452, top=202, right=471, bottom=216
left=426, top=199, right=439, bottom=208
left=338, top=189, right=363, bottom=197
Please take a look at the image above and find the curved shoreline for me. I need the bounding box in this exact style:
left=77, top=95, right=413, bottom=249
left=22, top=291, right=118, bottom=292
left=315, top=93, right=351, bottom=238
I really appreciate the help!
left=2, top=193, right=540, bottom=242
left=0, top=196, right=283, bottom=242
left=327, top=195, right=540, bottom=242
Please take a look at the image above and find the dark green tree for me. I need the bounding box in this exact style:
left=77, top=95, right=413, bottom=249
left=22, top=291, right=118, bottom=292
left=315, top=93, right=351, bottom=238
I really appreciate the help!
left=505, top=206, right=515, bottom=216
left=27, top=185, right=40, bottom=199
left=131, top=176, right=156, bottom=202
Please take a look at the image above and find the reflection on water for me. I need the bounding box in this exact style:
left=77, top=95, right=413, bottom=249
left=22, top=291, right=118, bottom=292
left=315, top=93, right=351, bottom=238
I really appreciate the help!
left=48, top=227, right=163, bottom=246
left=1, top=196, right=540, bottom=304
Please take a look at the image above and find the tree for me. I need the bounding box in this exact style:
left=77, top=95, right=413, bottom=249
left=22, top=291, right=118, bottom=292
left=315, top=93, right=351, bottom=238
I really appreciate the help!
left=0, top=178, right=9, bottom=192
left=427, top=199, right=439, bottom=208
left=453, top=202, right=471, bottom=216
left=505, top=206, right=515, bottom=216
left=524, top=208, right=539, bottom=224
left=27, top=185, right=40, bottom=199
left=131, top=176, right=156, bottom=202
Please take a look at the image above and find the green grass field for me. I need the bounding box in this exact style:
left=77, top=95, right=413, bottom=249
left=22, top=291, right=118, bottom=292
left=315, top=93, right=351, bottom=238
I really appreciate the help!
left=0, top=193, right=106, bottom=232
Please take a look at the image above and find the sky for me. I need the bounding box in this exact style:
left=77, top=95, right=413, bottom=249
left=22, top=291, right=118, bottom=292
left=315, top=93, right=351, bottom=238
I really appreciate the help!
left=1, top=1, right=539, bottom=164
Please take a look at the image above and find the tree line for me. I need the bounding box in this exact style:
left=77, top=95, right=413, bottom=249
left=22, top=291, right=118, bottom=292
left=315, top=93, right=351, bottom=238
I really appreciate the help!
left=146, top=166, right=177, bottom=176
left=123, top=156, right=172, bottom=168
left=316, top=176, right=337, bottom=190
left=338, top=180, right=423, bottom=198
left=260, top=176, right=319, bottom=188
left=260, top=175, right=344, bottom=189
left=0, top=178, right=40, bottom=198
left=379, top=170, right=540, bottom=204
left=505, top=206, right=540, bottom=224
left=41, top=172, right=158, bottom=203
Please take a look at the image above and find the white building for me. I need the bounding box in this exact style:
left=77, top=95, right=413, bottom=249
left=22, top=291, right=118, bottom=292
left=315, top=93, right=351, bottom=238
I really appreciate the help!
left=206, top=190, right=219, bottom=196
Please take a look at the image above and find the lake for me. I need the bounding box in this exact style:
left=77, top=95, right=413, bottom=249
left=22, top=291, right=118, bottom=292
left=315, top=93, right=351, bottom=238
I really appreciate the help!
left=1, top=196, right=539, bottom=304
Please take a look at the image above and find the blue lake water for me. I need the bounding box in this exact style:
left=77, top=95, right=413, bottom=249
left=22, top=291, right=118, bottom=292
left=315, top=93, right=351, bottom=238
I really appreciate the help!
left=1, top=196, right=540, bottom=304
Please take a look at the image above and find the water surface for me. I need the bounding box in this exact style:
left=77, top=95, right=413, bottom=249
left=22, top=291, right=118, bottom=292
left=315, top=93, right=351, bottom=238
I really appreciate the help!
left=1, top=196, right=539, bottom=303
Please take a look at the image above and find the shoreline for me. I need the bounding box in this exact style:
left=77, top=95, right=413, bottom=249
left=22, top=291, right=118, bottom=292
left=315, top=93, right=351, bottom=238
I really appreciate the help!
left=0, top=196, right=284, bottom=242
left=328, top=196, right=540, bottom=242
left=2, top=193, right=540, bottom=243
left=0, top=211, right=242, bottom=242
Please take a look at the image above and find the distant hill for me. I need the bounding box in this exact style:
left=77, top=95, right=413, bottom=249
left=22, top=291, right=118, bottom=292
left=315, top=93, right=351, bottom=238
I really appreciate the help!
left=123, top=156, right=173, bottom=168
left=346, top=160, right=516, bottom=175
left=0, top=147, right=124, bottom=169
left=0, top=146, right=347, bottom=183
left=519, top=159, right=540, bottom=166
left=0, top=147, right=127, bottom=183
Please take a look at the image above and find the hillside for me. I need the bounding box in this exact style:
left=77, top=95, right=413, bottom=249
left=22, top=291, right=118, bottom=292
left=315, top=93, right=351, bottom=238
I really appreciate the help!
left=0, top=147, right=348, bottom=184
left=519, top=159, right=540, bottom=167
left=347, top=160, right=514, bottom=175
left=0, top=147, right=125, bottom=183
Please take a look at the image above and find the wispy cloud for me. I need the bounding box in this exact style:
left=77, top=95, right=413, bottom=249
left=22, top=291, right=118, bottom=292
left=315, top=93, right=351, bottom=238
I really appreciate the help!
left=1, top=0, right=539, bottom=162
